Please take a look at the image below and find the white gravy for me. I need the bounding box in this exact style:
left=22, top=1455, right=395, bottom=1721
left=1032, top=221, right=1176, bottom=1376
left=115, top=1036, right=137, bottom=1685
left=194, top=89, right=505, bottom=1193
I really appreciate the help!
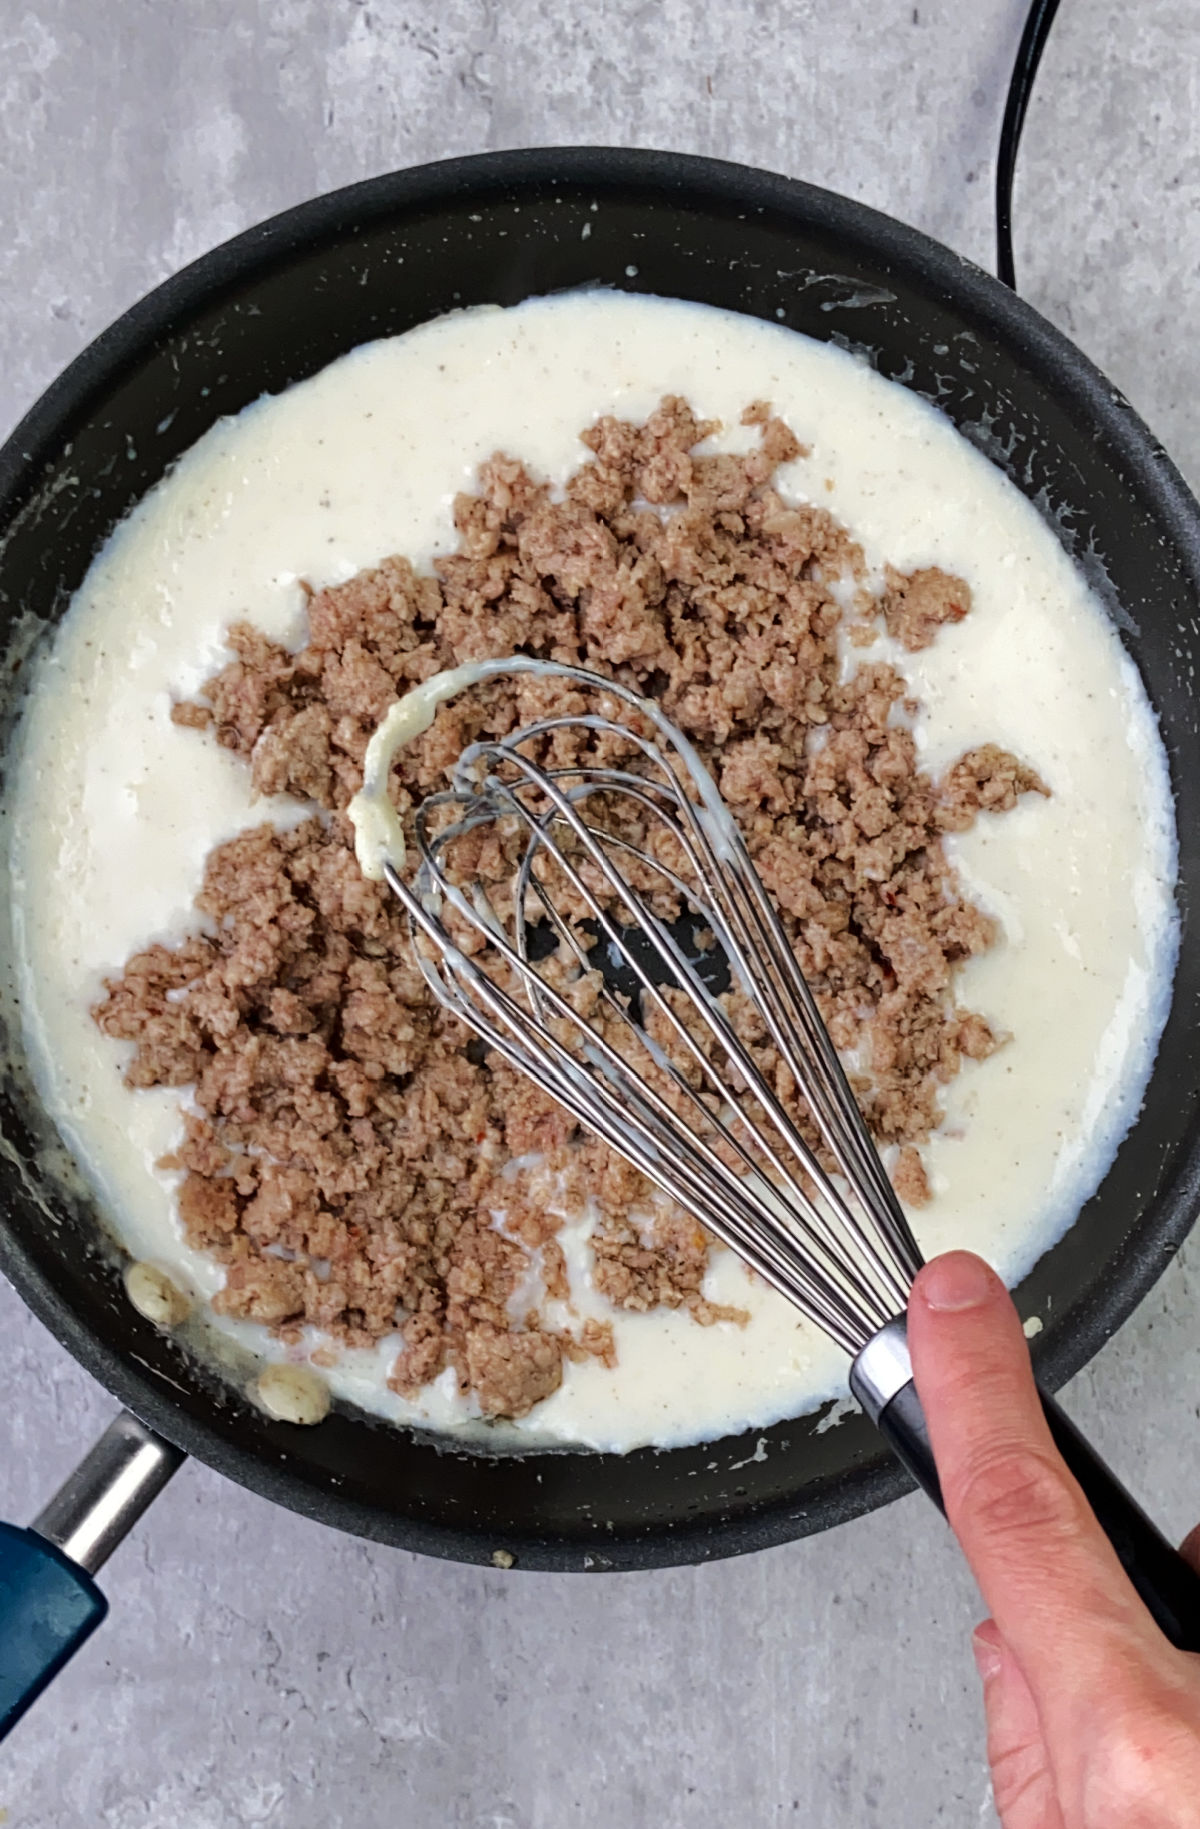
left=7, top=292, right=1177, bottom=1451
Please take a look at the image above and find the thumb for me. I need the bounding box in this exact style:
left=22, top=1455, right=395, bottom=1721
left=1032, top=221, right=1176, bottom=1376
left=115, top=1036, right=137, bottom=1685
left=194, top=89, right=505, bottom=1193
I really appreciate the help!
left=973, top=1619, right=1065, bottom=1829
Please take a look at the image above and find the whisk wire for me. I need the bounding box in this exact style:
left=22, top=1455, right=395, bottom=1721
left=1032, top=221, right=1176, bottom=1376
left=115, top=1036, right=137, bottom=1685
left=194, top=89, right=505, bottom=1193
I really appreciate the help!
left=695, top=824, right=924, bottom=1282
left=427, top=743, right=908, bottom=1327
left=391, top=863, right=868, bottom=1349
left=402, top=817, right=872, bottom=1334
left=483, top=722, right=918, bottom=1312
left=379, top=663, right=927, bottom=1353
left=501, top=749, right=914, bottom=1324
left=513, top=714, right=921, bottom=1283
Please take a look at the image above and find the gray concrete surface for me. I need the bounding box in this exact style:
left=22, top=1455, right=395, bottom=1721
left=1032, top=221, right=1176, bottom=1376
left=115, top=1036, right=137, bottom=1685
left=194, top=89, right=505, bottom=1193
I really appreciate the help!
left=1, top=1, right=1199, bottom=1823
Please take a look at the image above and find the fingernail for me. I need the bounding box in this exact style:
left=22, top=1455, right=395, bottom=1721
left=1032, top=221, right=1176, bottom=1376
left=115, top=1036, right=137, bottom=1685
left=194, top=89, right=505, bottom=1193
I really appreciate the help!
left=919, top=1251, right=995, bottom=1313
left=972, top=1624, right=1002, bottom=1685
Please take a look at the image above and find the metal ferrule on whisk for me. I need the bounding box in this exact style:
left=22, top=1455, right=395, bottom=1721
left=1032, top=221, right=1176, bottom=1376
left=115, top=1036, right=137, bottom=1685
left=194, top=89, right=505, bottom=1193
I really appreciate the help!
left=848, top=1318, right=917, bottom=1426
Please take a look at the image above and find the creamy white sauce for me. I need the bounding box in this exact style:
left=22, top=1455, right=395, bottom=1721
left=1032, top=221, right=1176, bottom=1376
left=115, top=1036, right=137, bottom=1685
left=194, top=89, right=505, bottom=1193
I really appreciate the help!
left=351, top=659, right=498, bottom=878
left=7, top=292, right=1177, bottom=1452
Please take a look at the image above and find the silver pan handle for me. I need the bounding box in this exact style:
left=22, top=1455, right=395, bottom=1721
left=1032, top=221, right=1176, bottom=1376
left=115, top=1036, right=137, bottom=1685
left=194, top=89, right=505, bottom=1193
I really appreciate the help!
left=0, top=1411, right=182, bottom=1738
left=30, top=1410, right=183, bottom=1574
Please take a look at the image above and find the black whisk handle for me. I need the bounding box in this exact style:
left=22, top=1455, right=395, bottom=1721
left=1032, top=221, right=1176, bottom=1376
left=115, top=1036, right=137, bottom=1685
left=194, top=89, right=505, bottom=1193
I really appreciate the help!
left=1038, top=1391, right=1200, bottom=1653
left=850, top=1321, right=1200, bottom=1654
left=871, top=1373, right=944, bottom=1508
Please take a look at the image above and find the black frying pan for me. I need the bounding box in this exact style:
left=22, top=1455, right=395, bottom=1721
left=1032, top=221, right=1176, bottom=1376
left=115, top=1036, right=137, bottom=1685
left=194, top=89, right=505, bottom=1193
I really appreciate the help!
left=1, top=147, right=1199, bottom=1714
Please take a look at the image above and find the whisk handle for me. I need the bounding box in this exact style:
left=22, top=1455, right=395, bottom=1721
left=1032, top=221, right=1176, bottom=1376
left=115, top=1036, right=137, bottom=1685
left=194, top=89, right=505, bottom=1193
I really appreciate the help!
left=870, top=1373, right=943, bottom=1507
left=850, top=1321, right=1200, bottom=1653
left=1037, top=1391, right=1200, bottom=1653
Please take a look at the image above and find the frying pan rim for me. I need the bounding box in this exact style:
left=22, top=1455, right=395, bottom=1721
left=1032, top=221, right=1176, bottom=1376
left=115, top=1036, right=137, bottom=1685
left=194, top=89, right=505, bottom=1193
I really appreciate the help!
left=2, top=144, right=1198, bottom=1569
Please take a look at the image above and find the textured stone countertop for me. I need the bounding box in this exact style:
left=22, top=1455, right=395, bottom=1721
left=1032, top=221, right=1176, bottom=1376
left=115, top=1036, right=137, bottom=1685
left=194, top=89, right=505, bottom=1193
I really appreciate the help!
left=1, top=2, right=1198, bottom=1823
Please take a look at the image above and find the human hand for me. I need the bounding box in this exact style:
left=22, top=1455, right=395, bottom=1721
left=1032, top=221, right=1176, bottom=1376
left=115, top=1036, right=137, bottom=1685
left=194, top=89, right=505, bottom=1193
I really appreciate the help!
left=908, top=1250, right=1200, bottom=1829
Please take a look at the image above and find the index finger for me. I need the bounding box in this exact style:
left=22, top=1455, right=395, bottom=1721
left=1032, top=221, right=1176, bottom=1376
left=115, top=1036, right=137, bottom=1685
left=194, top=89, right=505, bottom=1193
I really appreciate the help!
left=907, top=1252, right=1166, bottom=1733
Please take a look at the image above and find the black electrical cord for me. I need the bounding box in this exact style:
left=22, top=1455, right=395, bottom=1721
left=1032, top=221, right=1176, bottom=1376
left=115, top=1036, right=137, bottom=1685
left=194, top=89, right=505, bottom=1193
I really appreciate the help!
left=995, top=0, right=1063, bottom=289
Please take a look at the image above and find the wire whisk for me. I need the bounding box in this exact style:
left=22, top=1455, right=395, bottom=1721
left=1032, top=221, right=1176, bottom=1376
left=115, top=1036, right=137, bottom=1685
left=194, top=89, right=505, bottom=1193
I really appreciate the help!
left=377, top=658, right=921, bottom=1356
left=362, top=657, right=1200, bottom=1649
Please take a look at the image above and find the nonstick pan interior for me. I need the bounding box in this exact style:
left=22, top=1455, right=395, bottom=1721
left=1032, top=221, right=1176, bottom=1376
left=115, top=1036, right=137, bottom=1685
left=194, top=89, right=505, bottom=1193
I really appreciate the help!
left=1, top=147, right=1199, bottom=1571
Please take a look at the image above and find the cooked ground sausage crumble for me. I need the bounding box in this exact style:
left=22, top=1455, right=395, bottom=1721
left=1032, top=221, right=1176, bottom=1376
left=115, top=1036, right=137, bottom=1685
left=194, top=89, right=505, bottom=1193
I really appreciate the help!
left=94, top=398, right=1047, bottom=1419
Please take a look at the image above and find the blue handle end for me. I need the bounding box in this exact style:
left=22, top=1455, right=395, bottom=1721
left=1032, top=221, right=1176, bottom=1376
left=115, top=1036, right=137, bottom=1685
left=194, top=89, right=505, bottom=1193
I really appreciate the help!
left=0, top=1522, right=107, bottom=1740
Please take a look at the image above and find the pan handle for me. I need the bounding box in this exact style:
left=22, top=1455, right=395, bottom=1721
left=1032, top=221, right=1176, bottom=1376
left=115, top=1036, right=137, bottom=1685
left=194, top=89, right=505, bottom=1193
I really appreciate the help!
left=0, top=1411, right=182, bottom=1739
